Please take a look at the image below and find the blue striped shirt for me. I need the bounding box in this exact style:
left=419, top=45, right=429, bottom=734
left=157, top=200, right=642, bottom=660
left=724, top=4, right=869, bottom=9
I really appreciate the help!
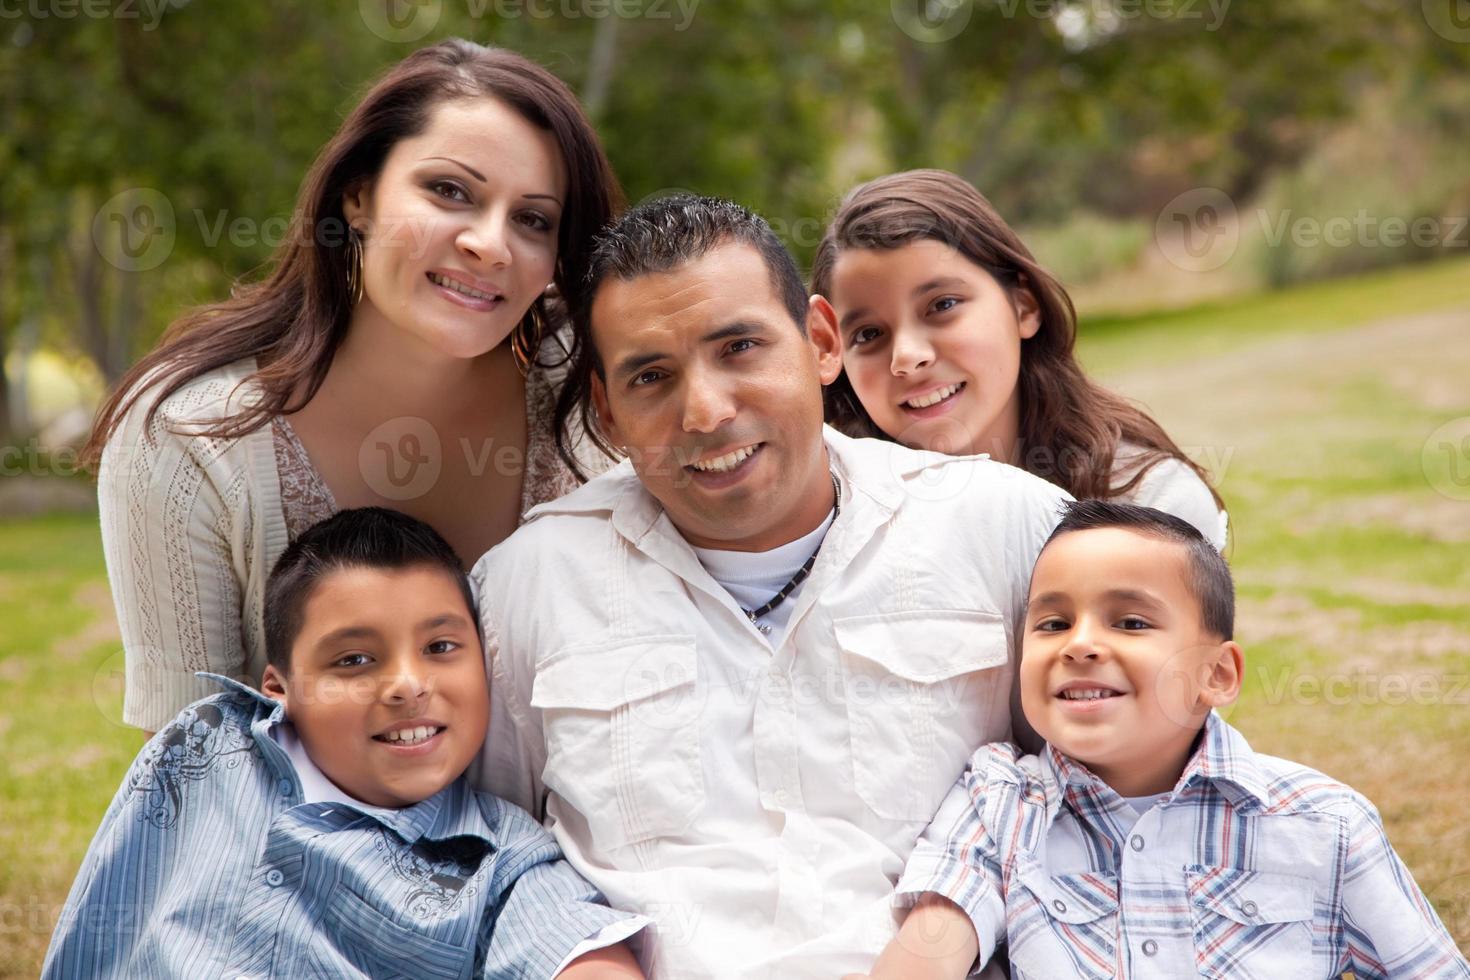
left=43, top=674, right=644, bottom=979
left=897, top=711, right=1470, bottom=979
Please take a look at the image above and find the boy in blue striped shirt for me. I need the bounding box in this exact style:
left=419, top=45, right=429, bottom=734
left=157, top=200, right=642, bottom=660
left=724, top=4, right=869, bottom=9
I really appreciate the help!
left=45, top=507, right=647, bottom=979
left=855, top=500, right=1467, bottom=980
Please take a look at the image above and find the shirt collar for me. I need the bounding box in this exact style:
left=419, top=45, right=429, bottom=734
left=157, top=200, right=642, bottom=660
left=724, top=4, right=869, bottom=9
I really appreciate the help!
left=1038, top=711, right=1271, bottom=821
left=195, top=672, right=500, bottom=848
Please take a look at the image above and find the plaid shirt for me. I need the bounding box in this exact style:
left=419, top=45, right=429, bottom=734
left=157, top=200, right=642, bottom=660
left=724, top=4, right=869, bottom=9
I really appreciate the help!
left=897, top=712, right=1469, bottom=980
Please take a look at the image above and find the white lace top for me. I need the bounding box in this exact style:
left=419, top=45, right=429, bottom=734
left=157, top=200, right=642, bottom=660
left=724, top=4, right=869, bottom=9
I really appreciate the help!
left=98, top=350, right=605, bottom=731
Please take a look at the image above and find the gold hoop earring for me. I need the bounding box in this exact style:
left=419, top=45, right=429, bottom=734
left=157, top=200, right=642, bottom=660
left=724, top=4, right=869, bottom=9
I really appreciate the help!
left=345, top=228, right=364, bottom=306
left=511, top=307, right=545, bottom=378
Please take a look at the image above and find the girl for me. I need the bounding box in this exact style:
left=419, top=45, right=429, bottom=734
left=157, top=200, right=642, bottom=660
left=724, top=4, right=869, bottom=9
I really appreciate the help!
left=811, top=169, right=1227, bottom=548
left=83, top=39, right=622, bottom=734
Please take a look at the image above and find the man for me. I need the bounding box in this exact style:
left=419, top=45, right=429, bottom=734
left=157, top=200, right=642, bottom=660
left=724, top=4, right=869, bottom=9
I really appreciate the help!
left=470, top=196, right=1069, bottom=978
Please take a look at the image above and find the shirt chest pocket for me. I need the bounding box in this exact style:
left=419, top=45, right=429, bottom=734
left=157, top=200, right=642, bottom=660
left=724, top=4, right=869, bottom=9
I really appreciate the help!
left=307, top=887, right=472, bottom=980
left=531, top=635, right=706, bottom=852
left=835, top=610, right=1011, bottom=822
left=1185, top=866, right=1316, bottom=980
left=1006, top=863, right=1119, bottom=980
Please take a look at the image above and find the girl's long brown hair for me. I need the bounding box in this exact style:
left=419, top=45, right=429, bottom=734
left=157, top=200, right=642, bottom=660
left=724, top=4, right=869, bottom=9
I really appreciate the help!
left=82, top=39, right=622, bottom=477
left=810, top=169, right=1221, bottom=507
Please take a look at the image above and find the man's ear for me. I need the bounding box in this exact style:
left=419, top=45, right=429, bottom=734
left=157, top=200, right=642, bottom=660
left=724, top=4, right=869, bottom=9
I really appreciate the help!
left=261, top=664, right=290, bottom=705
left=1013, top=277, right=1042, bottom=341
left=807, top=294, right=843, bottom=386
left=1199, top=640, right=1244, bottom=710
left=590, top=371, right=624, bottom=450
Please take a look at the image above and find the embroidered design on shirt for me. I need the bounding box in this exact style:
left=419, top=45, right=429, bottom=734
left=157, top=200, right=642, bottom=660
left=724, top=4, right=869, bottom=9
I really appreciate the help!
left=375, top=831, right=488, bottom=919
left=129, top=699, right=258, bottom=829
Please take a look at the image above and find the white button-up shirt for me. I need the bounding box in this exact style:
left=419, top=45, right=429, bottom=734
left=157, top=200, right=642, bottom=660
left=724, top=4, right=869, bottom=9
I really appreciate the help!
left=469, top=428, right=1070, bottom=978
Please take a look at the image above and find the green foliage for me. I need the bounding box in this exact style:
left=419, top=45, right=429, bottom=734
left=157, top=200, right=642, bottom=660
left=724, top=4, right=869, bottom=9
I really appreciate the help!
left=0, top=0, right=1463, bottom=384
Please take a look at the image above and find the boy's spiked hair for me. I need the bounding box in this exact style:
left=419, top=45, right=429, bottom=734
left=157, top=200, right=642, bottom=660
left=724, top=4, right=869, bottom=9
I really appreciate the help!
left=263, top=507, right=475, bottom=673
left=1042, top=499, right=1234, bottom=640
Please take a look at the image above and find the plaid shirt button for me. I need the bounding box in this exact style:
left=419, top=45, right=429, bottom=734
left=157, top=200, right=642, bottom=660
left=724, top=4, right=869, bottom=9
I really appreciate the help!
left=1142, top=939, right=1159, bottom=956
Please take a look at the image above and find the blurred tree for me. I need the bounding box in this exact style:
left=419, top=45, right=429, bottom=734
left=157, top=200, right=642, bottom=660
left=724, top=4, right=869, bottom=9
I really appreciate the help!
left=0, top=0, right=1456, bottom=394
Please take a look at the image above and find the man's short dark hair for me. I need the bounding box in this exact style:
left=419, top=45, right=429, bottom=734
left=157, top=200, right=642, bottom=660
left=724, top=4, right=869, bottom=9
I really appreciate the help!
left=263, top=507, right=476, bottom=674
left=582, top=194, right=810, bottom=366
left=1040, top=499, right=1234, bottom=640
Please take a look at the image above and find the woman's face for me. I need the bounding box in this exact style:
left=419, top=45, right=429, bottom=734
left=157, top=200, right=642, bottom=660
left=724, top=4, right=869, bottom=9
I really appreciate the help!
left=343, top=97, right=567, bottom=361
left=826, top=239, right=1040, bottom=459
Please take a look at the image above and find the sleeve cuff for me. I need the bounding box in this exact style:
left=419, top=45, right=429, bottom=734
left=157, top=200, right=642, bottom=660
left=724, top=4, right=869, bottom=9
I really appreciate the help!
left=122, top=666, right=233, bottom=731
left=550, top=914, right=651, bottom=976
left=894, top=868, right=1003, bottom=970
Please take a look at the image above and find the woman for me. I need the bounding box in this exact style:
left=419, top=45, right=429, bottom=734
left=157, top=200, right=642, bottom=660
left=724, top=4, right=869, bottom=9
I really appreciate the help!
left=83, top=39, right=622, bottom=733
left=811, top=169, right=1228, bottom=549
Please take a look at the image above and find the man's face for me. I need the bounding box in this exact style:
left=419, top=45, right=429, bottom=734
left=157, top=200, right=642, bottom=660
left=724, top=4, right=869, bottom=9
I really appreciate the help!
left=590, top=241, right=843, bottom=552
left=261, top=565, right=488, bottom=808
left=1019, top=527, right=1242, bottom=797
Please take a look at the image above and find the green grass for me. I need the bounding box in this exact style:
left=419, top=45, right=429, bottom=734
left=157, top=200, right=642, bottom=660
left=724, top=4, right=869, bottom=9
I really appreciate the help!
left=1081, top=256, right=1470, bottom=950
left=1078, top=254, right=1470, bottom=376
left=3, top=255, right=1469, bottom=974
left=0, top=512, right=140, bottom=977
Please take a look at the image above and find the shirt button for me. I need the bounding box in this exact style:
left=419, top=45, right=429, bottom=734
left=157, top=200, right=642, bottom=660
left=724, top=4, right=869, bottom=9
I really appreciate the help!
left=1051, top=899, right=1067, bottom=914
left=278, top=778, right=292, bottom=797
left=1241, top=900, right=1258, bottom=917
left=775, top=790, right=790, bottom=807
left=1142, top=939, right=1159, bottom=956
left=1129, top=834, right=1145, bottom=852
left=265, top=869, right=284, bottom=887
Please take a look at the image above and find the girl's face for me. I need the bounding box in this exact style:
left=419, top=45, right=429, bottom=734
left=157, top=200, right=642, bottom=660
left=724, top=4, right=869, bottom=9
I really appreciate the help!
left=827, top=239, right=1040, bottom=459
left=342, top=97, right=567, bottom=361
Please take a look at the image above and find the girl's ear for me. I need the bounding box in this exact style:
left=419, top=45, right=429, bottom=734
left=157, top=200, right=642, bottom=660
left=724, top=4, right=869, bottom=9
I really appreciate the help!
left=1013, top=276, right=1043, bottom=341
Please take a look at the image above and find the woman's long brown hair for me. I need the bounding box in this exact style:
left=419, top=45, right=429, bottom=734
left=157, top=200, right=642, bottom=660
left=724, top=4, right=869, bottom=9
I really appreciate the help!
left=810, top=169, right=1222, bottom=507
left=82, top=38, right=622, bottom=477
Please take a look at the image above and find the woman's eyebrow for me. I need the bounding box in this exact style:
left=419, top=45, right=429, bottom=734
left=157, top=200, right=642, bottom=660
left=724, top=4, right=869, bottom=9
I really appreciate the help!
left=422, top=155, right=486, bottom=182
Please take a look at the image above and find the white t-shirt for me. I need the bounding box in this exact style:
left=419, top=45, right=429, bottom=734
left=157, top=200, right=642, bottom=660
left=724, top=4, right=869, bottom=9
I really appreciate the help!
left=1113, top=444, right=1230, bottom=551
left=691, top=509, right=836, bottom=645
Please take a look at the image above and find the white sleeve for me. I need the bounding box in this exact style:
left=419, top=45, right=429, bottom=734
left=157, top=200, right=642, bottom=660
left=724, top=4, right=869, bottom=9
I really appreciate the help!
left=551, top=918, right=652, bottom=976
left=98, top=388, right=253, bottom=732
left=1121, top=456, right=1228, bottom=552
left=468, top=549, right=548, bottom=819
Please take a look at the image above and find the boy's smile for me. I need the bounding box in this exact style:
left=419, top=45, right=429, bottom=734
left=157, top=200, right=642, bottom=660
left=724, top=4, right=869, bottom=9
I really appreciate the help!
left=262, top=564, right=488, bottom=808
left=1020, top=527, right=1241, bottom=797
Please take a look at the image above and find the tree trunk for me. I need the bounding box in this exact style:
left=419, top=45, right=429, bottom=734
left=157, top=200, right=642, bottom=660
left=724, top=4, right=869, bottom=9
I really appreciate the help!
left=0, top=223, right=12, bottom=445
left=582, top=14, right=620, bottom=121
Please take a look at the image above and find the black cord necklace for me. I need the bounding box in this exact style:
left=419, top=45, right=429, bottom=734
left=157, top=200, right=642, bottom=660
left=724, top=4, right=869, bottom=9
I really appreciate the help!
left=742, top=472, right=841, bottom=636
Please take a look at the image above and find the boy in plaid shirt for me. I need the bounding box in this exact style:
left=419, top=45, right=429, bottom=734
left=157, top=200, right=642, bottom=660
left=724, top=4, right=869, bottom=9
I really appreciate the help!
left=856, top=500, right=1467, bottom=980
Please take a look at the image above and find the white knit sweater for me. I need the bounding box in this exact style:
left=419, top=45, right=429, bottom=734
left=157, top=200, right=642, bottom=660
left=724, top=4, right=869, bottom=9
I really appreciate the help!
left=99, top=358, right=285, bottom=731
left=98, top=354, right=606, bottom=731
